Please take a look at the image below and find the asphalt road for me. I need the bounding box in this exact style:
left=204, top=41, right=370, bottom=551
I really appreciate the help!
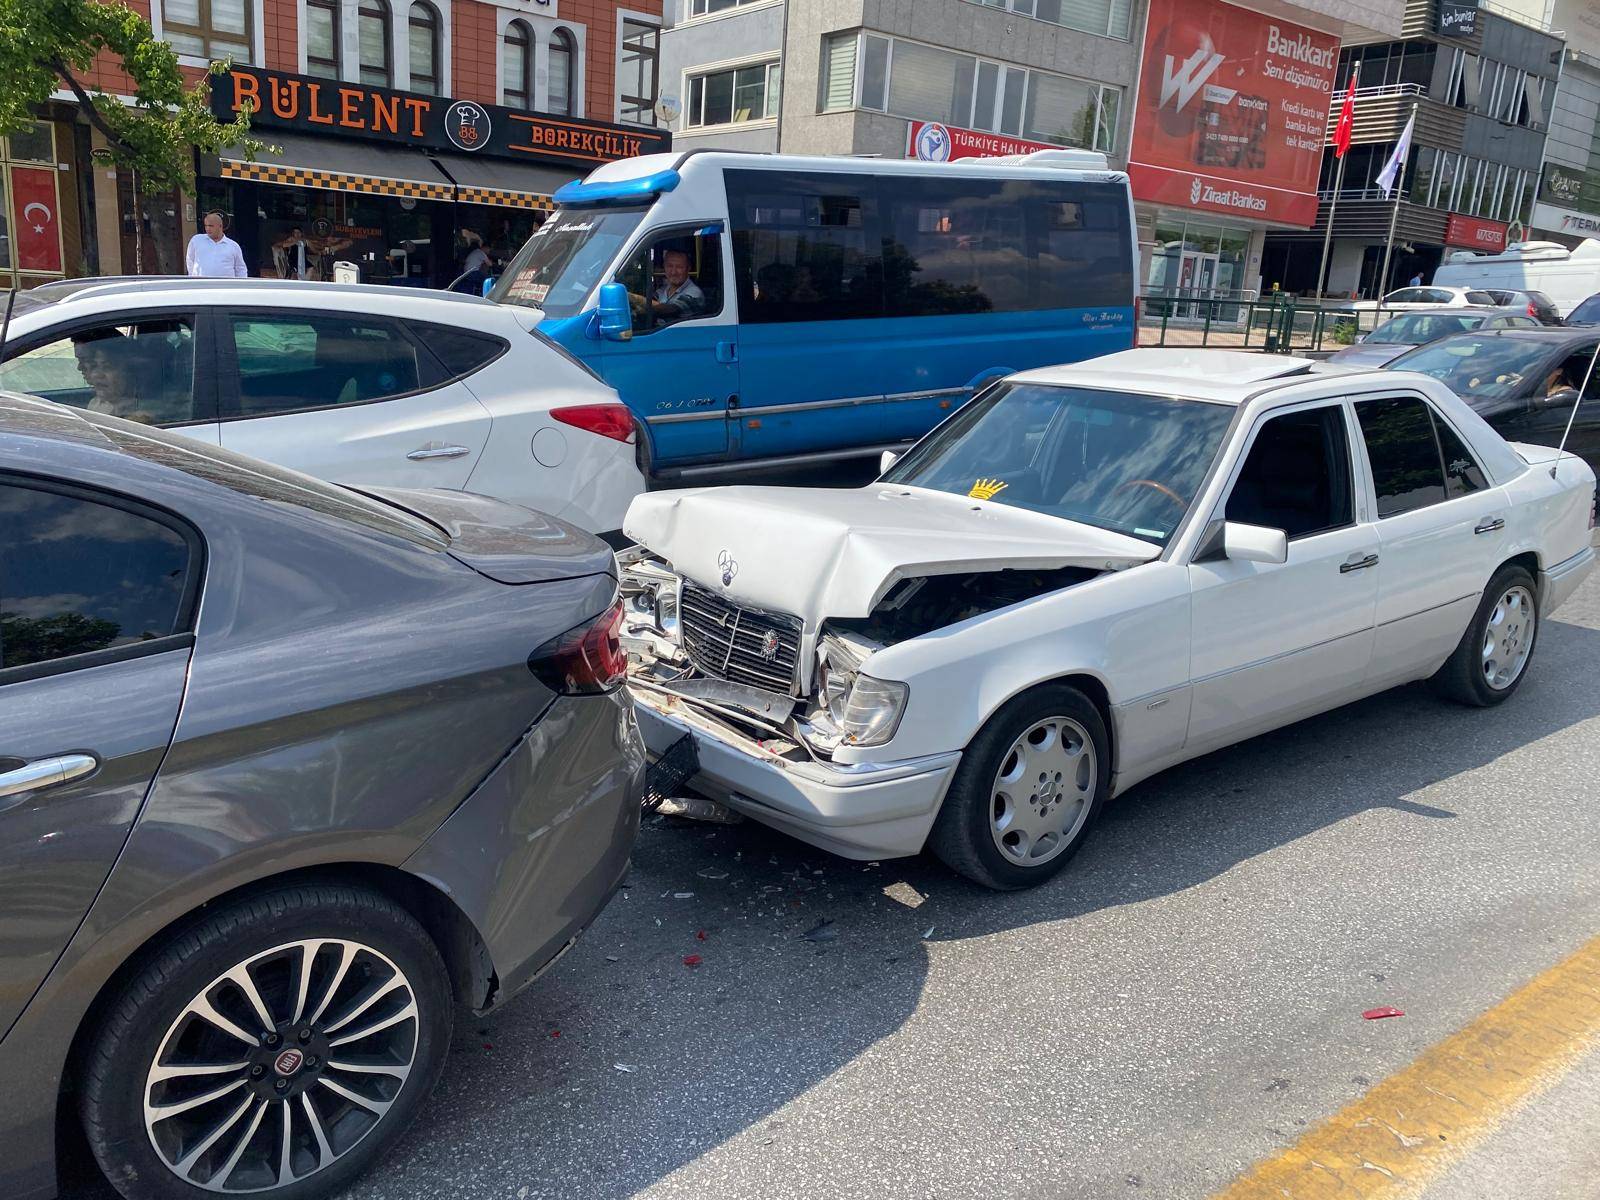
left=62, top=517, right=1600, bottom=1200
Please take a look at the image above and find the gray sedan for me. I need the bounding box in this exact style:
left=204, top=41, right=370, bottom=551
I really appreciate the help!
left=0, top=395, right=642, bottom=1200
left=1328, top=307, right=1540, bottom=368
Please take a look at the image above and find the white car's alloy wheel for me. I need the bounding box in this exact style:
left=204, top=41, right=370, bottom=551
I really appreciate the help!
left=1482, top=584, right=1536, bottom=691
left=989, top=716, right=1097, bottom=867
left=142, top=938, right=418, bottom=1193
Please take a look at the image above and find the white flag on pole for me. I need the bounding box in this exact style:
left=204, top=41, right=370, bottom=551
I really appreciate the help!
left=1376, top=111, right=1415, bottom=197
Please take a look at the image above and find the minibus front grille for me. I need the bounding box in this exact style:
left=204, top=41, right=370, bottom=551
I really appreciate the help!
left=680, top=582, right=801, bottom=693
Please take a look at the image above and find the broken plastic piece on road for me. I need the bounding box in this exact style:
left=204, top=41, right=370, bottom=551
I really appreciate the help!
left=802, top=919, right=838, bottom=943
left=922, top=926, right=936, bottom=940
left=697, top=868, right=729, bottom=879
left=614, top=1063, right=636, bottom=1073
left=550, top=1030, right=560, bottom=1038
left=674, top=892, right=694, bottom=899
left=883, top=881, right=927, bottom=909
left=1362, top=1006, right=1405, bottom=1020
left=683, top=954, right=703, bottom=966
left=654, top=795, right=745, bottom=824
left=696, top=930, right=707, bottom=941
left=605, top=955, right=620, bottom=963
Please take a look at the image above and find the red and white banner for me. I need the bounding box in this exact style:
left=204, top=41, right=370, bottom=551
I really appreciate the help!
left=906, top=120, right=1062, bottom=162
left=1444, top=213, right=1509, bottom=252
left=10, top=166, right=63, bottom=274
left=1128, top=0, right=1341, bottom=227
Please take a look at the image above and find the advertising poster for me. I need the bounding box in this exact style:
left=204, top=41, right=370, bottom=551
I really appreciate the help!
left=1128, top=0, right=1340, bottom=227
left=906, top=120, right=1065, bottom=162
left=10, top=166, right=64, bottom=273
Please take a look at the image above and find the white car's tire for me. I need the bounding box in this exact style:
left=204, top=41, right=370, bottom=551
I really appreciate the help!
left=929, top=684, right=1110, bottom=891
left=1431, top=564, right=1540, bottom=707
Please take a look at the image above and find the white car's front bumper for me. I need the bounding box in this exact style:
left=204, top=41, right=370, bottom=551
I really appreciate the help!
left=632, top=688, right=961, bottom=860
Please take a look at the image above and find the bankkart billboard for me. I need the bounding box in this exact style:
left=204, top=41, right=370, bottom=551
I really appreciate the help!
left=1129, top=0, right=1340, bottom=227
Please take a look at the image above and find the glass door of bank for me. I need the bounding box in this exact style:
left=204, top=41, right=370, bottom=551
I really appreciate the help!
left=1178, top=250, right=1219, bottom=318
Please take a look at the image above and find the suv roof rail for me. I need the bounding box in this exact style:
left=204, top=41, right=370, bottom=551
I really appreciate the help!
left=39, top=277, right=490, bottom=307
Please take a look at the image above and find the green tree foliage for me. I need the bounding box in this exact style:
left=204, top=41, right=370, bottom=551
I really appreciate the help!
left=0, top=0, right=268, bottom=193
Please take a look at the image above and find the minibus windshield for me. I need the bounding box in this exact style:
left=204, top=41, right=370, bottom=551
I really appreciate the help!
left=491, top=207, right=648, bottom=319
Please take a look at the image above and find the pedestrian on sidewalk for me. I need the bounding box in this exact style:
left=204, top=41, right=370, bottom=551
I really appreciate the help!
left=186, top=211, right=248, bottom=278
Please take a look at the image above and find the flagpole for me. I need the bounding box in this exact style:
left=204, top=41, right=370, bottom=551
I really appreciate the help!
left=1376, top=103, right=1417, bottom=305
left=1316, top=63, right=1357, bottom=299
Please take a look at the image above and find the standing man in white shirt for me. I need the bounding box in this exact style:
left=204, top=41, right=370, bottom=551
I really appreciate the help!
left=186, top=211, right=249, bottom=278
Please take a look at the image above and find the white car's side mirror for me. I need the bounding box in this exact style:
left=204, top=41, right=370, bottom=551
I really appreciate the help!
left=879, top=450, right=899, bottom=475
left=1223, top=521, right=1288, bottom=565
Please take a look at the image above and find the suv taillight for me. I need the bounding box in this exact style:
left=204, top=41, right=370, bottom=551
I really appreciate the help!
left=552, top=404, right=636, bottom=444
left=1528, top=301, right=1538, bottom=319
left=528, top=600, right=627, bottom=694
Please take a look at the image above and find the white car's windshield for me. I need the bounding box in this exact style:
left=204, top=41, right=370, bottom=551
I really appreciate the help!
left=883, top=383, right=1234, bottom=546
left=491, top=208, right=647, bottom=318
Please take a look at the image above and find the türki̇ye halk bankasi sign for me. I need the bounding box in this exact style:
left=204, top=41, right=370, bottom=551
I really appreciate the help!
left=211, top=66, right=671, bottom=170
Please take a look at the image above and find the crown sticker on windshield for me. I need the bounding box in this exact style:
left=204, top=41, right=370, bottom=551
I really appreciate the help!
left=968, top=478, right=1009, bottom=501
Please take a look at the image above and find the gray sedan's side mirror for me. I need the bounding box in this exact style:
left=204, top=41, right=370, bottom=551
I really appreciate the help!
left=879, top=450, right=899, bottom=474
left=1541, top=387, right=1580, bottom=408
left=1223, top=521, right=1288, bottom=565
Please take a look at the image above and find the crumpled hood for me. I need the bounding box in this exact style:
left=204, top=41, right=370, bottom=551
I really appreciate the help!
left=624, top=484, right=1160, bottom=621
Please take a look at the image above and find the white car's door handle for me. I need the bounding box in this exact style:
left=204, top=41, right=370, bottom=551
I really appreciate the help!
left=1474, top=517, right=1506, bottom=535
left=406, top=444, right=471, bottom=461
left=1339, top=553, right=1380, bottom=574
left=0, top=754, right=98, bottom=800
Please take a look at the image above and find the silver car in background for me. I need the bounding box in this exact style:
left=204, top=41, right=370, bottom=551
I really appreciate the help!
left=0, top=395, right=642, bottom=1200
left=1328, top=306, right=1541, bottom=368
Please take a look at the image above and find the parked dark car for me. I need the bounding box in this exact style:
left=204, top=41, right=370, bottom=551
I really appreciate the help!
left=1566, top=292, right=1600, bottom=326
left=1384, top=328, right=1600, bottom=471
left=1328, top=306, right=1539, bottom=368
left=0, top=395, right=641, bottom=1200
left=1483, top=288, right=1564, bottom=325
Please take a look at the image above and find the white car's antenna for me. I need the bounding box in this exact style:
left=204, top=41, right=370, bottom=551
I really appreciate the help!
left=0, top=288, right=15, bottom=367
left=1551, top=339, right=1600, bottom=479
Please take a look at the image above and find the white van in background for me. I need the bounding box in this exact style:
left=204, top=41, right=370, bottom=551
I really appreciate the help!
left=1433, top=239, right=1600, bottom=317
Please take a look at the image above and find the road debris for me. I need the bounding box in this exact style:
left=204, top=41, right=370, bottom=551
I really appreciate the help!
left=697, top=868, right=730, bottom=879
left=883, top=881, right=927, bottom=909
left=613, top=1063, right=636, bottom=1073
left=1362, top=1007, right=1405, bottom=1020
left=683, top=954, right=703, bottom=967
left=801, top=919, right=838, bottom=942
left=922, top=926, right=936, bottom=940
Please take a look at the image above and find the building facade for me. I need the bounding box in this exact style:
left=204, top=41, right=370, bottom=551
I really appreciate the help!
left=1524, top=0, right=1600, bottom=244
left=26, top=0, right=667, bottom=288
left=1262, top=0, right=1565, bottom=298
left=659, top=0, right=1399, bottom=303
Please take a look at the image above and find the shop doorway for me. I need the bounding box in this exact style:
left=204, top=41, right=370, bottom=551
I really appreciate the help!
left=1177, top=250, right=1219, bottom=317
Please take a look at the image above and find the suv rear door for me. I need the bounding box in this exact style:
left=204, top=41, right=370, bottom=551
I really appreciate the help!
left=215, top=308, right=493, bottom=490
left=0, top=477, right=198, bottom=1038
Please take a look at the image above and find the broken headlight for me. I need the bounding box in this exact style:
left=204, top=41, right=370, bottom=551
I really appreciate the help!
left=836, top=674, right=909, bottom=747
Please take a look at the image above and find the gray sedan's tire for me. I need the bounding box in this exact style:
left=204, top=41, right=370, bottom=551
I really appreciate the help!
left=928, top=684, right=1110, bottom=891
left=1431, top=564, right=1540, bottom=707
left=81, top=884, right=451, bottom=1200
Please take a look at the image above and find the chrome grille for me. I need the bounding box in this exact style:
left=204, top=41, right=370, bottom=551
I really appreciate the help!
left=680, top=582, right=802, bottom=693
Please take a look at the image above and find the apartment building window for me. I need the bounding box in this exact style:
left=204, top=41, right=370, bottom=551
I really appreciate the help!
left=972, top=0, right=1132, bottom=42
left=822, top=32, right=1121, bottom=154
left=359, top=0, right=392, bottom=87
left=163, top=0, right=253, bottom=62
left=689, top=0, right=766, bottom=15
left=408, top=2, right=440, bottom=95
left=306, top=0, right=340, bottom=77
left=548, top=29, right=576, bottom=115
left=688, top=61, right=780, bottom=127
left=503, top=20, right=534, bottom=109
left=620, top=18, right=661, bottom=125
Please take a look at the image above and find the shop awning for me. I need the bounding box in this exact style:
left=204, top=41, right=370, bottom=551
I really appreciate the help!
left=429, top=153, right=572, bottom=211
left=219, top=133, right=454, bottom=202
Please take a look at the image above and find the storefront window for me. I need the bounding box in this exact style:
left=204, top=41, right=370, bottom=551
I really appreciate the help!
left=6, top=123, right=54, bottom=164
left=1144, top=220, right=1251, bottom=302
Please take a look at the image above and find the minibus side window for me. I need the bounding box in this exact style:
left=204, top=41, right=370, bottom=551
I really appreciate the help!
left=613, top=230, right=725, bottom=335
left=726, top=169, right=880, bottom=324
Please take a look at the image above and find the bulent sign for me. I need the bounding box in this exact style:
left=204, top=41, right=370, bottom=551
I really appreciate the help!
left=1129, top=0, right=1340, bottom=227
left=211, top=67, right=670, bottom=169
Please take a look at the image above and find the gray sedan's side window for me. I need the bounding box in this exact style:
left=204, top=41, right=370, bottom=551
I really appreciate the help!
left=0, top=316, right=198, bottom=426
left=0, top=484, right=195, bottom=675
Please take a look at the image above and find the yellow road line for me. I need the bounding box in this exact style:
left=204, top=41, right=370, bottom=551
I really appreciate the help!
left=1213, top=933, right=1600, bottom=1199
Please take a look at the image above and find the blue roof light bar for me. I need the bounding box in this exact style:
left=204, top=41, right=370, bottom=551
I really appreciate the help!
left=553, top=169, right=682, bottom=207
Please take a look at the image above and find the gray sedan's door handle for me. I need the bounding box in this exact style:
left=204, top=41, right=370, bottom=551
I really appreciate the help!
left=1340, top=553, right=1380, bottom=574
left=406, top=444, right=471, bottom=461
left=1474, top=517, right=1506, bottom=535
left=0, top=754, right=99, bottom=800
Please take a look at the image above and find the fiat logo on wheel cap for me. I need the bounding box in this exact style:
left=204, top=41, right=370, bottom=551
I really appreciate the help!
left=273, top=1048, right=305, bottom=1077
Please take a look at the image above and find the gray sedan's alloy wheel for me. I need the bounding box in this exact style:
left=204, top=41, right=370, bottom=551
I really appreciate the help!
left=143, top=939, right=419, bottom=1193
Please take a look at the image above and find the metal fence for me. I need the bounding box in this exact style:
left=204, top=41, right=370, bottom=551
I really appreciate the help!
left=1139, top=294, right=1408, bottom=355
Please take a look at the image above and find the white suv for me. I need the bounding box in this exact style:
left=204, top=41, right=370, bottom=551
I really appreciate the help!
left=0, top=278, right=643, bottom=537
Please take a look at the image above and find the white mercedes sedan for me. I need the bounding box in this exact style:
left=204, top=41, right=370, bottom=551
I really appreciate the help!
left=621, top=349, right=1597, bottom=890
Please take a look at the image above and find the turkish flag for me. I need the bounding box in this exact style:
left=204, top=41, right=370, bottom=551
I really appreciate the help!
left=11, top=166, right=63, bottom=273
left=1332, top=65, right=1359, bottom=159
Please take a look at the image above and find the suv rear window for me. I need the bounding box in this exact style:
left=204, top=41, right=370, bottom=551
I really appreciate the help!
left=404, top=322, right=507, bottom=378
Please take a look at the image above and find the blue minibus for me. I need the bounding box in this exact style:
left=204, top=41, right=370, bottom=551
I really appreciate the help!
left=490, top=150, right=1137, bottom=475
